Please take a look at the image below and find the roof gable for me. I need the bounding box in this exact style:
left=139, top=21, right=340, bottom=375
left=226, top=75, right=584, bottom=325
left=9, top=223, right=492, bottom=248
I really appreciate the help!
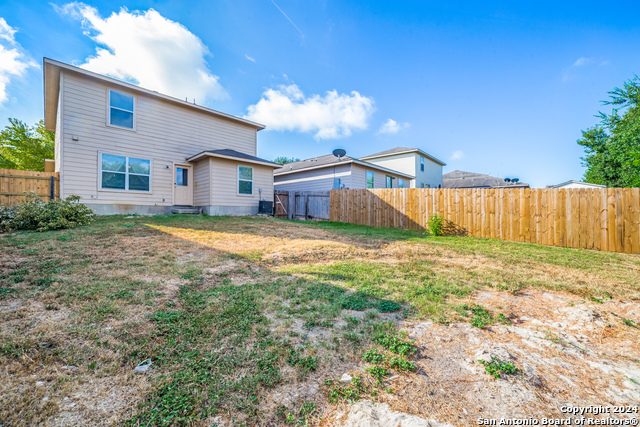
left=360, top=147, right=446, bottom=166
left=43, top=58, right=265, bottom=132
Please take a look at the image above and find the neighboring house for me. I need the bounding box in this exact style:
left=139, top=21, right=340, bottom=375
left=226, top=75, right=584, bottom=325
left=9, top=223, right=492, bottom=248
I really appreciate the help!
left=359, top=147, right=445, bottom=188
left=273, top=154, right=414, bottom=192
left=43, top=58, right=278, bottom=215
left=546, top=181, right=606, bottom=189
left=443, top=170, right=530, bottom=189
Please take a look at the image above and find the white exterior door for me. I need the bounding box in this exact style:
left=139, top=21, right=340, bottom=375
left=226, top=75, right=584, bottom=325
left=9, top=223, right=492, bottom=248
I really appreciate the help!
left=174, top=165, right=193, bottom=206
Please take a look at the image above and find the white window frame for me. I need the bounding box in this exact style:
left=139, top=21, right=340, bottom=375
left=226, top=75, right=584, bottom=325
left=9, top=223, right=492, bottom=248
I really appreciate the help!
left=98, top=152, right=152, bottom=193
left=420, top=156, right=425, bottom=172
left=107, top=89, right=136, bottom=131
left=366, top=171, right=374, bottom=189
left=237, top=165, right=254, bottom=196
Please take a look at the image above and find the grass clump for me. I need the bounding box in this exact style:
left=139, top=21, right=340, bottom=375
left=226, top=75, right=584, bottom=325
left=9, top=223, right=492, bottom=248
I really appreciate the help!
left=325, top=375, right=366, bottom=403
left=479, top=356, right=521, bottom=379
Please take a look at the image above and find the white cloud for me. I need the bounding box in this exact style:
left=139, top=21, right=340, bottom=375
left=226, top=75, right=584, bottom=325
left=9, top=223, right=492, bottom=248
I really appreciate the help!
left=0, top=18, right=38, bottom=105
left=377, top=118, right=409, bottom=135
left=245, top=54, right=256, bottom=63
left=57, top=3, right=227, bottom=101
left=245, top=84, right=375, bottom=140
left=450, top=150, right=464, bottom=160
left=573, top=57, right=591, bottom=67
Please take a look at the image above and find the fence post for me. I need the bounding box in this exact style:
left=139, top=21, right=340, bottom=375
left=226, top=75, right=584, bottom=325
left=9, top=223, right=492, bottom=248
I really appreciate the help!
left=50, top=176, right=55, bottom=200
left=288, top=191, right=295, bottom=219
left=305, top=194, right=310, bottom=220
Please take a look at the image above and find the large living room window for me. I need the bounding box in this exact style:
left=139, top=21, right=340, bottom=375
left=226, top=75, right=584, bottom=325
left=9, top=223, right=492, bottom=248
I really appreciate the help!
left=108, top=90, right=135, bottom=129
left=100, top=153, right=150, bottom=191
left=238, top=166, right=253, bottom=195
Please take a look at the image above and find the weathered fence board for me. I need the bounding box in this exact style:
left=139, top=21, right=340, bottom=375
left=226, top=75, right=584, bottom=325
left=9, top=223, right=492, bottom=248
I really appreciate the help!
left=274, top=190, right=330, bottom=221
left=329, top=188, right=640, bottom=254
left=0, top=168, right=60, bottom=206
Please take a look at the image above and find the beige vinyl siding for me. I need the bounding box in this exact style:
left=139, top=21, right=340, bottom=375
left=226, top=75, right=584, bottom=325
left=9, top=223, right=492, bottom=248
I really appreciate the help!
left=60, top=70, right=259, bottom=207
left=210, top=158, right=273, bottom=206
left=413, top=155, right=443, bottom=188
left=273, top=164, right=351, bottom=192
left=350, top=164, right=405, bottom=189
left=365, top=153, right=442, bottom=188
left=362, top=153, right=416, bottom=182
left=193, top=159, right=210, bottom=206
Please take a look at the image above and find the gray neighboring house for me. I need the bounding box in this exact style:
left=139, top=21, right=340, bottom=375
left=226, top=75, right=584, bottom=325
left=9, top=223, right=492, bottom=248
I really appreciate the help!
left=546, top=181, right=606, bottom=189
left=443, top=170, right=530, bottom=189
left=273, top=154, right=414, bottom=192
left=359, top=147, right=445, bottom=188
left=44, top=58, right=279, bottom=215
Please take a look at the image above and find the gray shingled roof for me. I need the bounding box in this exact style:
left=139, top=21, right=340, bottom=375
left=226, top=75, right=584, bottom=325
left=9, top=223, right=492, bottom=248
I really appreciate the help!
left=274, top=154, right=354, bottom=174
left=273, top=154, right=414, bottom=178
left=360, top=147, right=446, bottom=166
left=187, top=149, right=278, bottom=166
left=443, top=170, right=529, bottom=189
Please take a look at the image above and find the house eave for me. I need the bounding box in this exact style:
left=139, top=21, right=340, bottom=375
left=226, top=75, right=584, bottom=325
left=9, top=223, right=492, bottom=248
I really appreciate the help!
left=187, top=151, right=280, bottom=168
left=360, top=149, right=447, bottom=166
left=274, top=159, right=414, bottom=179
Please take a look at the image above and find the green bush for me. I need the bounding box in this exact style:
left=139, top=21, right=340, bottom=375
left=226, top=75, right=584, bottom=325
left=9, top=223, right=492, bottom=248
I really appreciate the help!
left=427, top=214, right=444, bottom=236
left=4, top=193, right=93, bottom=232
left=0, top=205, right=16, bottom=232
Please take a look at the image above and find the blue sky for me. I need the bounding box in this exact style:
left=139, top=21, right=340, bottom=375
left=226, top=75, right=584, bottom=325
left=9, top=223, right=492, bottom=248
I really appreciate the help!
left=1, top=1, right=639, bottom=187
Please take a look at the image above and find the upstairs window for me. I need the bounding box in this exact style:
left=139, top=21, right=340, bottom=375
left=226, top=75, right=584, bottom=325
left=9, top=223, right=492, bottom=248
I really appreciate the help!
left=366, top=171, right=374, bottom=189
left=238, top=166, right=253, bottom=195
left=109, top=90, right=135, bottom=129
left=420, top=156, right=425, bottom=172
left=101, top=153, right=150, bottom=191
left=385, top=175, right=393, bottom=188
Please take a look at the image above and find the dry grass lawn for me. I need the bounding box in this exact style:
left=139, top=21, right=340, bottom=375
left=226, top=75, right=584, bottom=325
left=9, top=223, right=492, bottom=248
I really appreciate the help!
left=1, top=215, right=639, bottom=426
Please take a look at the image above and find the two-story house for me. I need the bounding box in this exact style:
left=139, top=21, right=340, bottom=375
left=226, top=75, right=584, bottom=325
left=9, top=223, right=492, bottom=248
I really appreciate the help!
left=359, top=147, right=445, bottom=188
left=43, top=58, right=278, bottom=215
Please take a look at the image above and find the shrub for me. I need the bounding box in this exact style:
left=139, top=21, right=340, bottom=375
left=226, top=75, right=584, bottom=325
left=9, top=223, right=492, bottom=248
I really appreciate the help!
left=427, top=214, right=444, bottom=236
left=6, top=193, right=93, bottom=232
left=0, top=205, right=16, bottom=232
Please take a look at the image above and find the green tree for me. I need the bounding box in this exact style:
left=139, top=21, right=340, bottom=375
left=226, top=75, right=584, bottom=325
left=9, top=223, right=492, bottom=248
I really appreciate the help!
left=0, top=119, right=55, bottom=171
left=578, top=76, right=640, bottom=187
left=273, top=156, right=300, bottom=165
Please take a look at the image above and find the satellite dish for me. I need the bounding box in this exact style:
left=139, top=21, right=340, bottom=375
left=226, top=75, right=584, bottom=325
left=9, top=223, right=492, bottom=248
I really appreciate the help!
left=332, top=149, right=346, bottom=160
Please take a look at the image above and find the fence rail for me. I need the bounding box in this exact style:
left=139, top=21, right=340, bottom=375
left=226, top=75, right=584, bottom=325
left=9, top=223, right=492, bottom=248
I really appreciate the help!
left=330, top=188, right=640, bottom=254
left=0, top=168, right=60, bottom=206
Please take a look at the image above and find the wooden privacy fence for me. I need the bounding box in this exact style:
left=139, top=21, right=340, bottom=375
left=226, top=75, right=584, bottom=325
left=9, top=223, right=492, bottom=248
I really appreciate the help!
left=274, top=190, right=331, bottom=220
left=0, top=168, right=60, bottom=206
left=330, top=188, right=640, bottom=254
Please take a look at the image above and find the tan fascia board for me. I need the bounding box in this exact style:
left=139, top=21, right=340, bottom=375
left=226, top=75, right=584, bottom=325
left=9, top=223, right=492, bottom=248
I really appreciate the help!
left=361, top=149, right=446, bottom=166
left=43, top=58, right=266, bottom=132
left=187, top=151, right=280, bottom=168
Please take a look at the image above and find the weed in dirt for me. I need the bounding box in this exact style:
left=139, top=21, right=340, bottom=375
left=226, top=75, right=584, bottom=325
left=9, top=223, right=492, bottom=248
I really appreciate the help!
left=459, top=304, right=494, bottom=328
left=366, top=365, right=388, bottom=385
left=497, top=312, right=512, bottom=325
left=622, top=318, right=638, bottom=328
left=362, top=349, right=385, bottom=364
left=372, top=330, right=416, bottom=358
left=479, top=357, right=521, bottom=379
left=325, top=375, right=365, bottom=403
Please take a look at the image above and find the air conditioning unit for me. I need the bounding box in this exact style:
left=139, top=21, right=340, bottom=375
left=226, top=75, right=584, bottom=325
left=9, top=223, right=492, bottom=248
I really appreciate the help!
left=258, top=200, right=273, bottom=215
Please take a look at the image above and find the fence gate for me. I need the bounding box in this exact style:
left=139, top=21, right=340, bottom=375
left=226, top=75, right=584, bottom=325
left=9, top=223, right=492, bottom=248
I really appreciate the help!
left=273, top=190, right=330, bottom=221
left=274, top=191, right=289, bottom=218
